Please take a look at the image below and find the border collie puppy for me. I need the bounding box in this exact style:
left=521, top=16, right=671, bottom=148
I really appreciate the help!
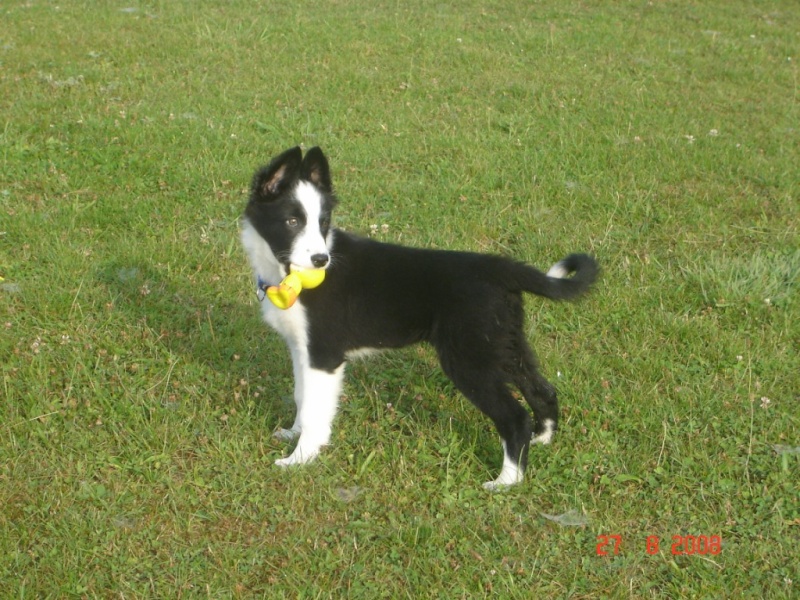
left=240, top=146, right=598, bottom=489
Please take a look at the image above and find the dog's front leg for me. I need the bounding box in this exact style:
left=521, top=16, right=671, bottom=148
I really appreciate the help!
left=273, top=346, right=306, bottom=442
left=274, top=363, right=345, bottom=467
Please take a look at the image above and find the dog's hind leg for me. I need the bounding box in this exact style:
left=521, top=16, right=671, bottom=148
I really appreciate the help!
left=513, top=344, right=558, bottom=446
left=479, top=382, right=532, bottom=490
left=471, top=377, right=532, bottom=490
left=438, top=352, right=532, bottom=489
left=275, top=363, right=345, bottom=467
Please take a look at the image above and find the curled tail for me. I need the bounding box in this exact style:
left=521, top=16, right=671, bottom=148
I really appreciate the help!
left=509, top=253, right=599, bottom=300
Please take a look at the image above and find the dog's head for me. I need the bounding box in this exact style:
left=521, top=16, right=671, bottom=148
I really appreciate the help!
left=243, top=146, right=338, bottom=274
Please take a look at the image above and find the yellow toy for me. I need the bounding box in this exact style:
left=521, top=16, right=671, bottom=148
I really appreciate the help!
left=265, top=267, right=326, bottom=309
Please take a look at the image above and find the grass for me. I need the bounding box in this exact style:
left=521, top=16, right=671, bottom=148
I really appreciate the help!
left=1, top=0, right=798, bottom=597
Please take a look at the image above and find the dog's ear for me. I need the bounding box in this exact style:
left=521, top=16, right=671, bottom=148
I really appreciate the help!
left=300, top=146, right=332, bottom=193
left=251, top=146, right=302, bottom=201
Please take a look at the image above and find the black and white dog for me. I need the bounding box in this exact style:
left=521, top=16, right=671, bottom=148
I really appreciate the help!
left=240, top=146, right=598, bottom=489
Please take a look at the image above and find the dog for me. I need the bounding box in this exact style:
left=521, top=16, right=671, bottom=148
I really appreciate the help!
left=240, top=146, right=598, bottom=489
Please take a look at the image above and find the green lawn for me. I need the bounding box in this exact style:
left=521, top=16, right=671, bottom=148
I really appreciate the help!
left=1, top=1, right=798, bottom=597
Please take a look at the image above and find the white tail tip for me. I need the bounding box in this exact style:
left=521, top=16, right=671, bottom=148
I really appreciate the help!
left=547, top=262, right=570, bottom=279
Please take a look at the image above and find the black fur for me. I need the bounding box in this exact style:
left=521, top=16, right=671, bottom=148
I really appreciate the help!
left=299, top=232, right=596, bottom=471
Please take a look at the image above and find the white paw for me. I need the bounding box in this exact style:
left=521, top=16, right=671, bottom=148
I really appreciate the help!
left=482, top=474, right=523, bottom=491
left=483, top=456, right=524, bottom=491
left=274, top=445, right=320, bottom=467
left=273, top=427, right=300, bottom=442
left=482, top=480, right=506, bottom=491
left=482, top=440, right=525, bottom=490
left=531, top=419, right=556, bottom=445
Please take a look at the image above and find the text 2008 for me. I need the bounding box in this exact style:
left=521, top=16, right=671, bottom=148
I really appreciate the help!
left=596, top=535, right=722, bottom=556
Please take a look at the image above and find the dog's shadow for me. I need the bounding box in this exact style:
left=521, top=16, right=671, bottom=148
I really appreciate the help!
left=95, top=259, right=289, bottom=415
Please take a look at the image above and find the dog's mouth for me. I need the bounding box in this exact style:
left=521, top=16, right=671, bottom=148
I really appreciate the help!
left=282, top=262, right=329, bottom=279
left=291, top=262, right=328, bottom=272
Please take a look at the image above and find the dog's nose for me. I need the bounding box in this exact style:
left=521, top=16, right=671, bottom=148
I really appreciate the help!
left=310, top=254, right=329, bottom=268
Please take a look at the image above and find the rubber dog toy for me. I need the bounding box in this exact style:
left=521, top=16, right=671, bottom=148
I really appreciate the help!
left=265, top=267, right=326, bottom=309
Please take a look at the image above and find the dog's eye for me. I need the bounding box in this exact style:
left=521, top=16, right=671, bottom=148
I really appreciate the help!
left=286, top=217, right=300, bottom=228
left=320, top=217, right=330, bottom=230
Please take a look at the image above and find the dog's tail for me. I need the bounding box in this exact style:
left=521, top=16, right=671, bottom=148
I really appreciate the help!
left=509, top=253, right=599, bottom=300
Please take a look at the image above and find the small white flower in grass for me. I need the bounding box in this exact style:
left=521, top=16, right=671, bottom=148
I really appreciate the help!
left=708, top=129, right=719, bottom=137
left=736, top=355, right=743, bottom=361
left=760, top=396, right=771, bottom=409
left=557, top=371, right=562, bottom=378
left=381, top=223, right=389, bottom=233
left=684, top=135, right=695, bottom=144
left=764, top=297, right=772, bottom=305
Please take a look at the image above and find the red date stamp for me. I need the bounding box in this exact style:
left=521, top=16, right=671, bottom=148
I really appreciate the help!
left=596, top=534, right=722, bottom=556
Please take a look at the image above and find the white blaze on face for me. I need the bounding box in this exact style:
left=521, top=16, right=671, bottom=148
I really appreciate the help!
left=291, top=181, right=330, bottom=269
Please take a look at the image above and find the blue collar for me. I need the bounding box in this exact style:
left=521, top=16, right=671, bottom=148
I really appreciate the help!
left=255, top=275, right=272, bottom=302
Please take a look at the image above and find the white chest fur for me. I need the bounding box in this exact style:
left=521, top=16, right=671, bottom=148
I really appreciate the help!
left=240, top=219, right=308, bottom=347
left=259, top=298, right=309, bottom=348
